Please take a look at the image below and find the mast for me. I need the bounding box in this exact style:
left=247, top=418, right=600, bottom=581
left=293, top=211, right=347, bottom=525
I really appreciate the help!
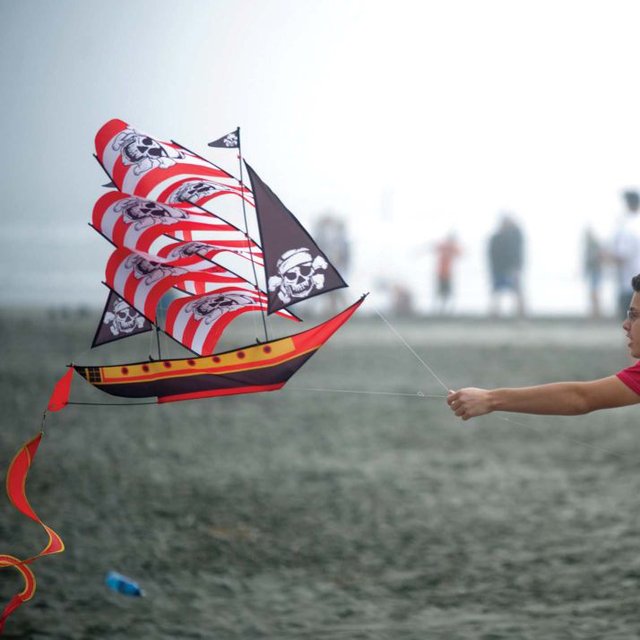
left=171, top=133, right=269, bottom=342
left=155, top=326, right=162, bottom=359
left=236, top=128, right=269, bottom=343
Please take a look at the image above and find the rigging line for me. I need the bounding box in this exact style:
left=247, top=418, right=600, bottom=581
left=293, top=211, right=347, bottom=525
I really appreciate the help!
left=373, top=306, right=450, bottom=393
left=237, top=130, right=269, bottom=343
left=168, top=135, right=268, bottom=342
left=155, top=325, right=162, bottom=359
left=148, top=325, right=156, bottom=357
left=498, top=414, right=633, bottom=461
left=291, top=387, right=447, bottom=398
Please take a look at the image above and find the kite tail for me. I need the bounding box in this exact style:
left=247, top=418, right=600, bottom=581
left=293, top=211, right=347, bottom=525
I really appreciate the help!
left=0, top=368, right=73, bottom=634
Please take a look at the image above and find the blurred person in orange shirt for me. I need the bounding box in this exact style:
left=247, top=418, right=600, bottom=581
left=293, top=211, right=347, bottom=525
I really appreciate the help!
left=433, top=232, right=462, bottom=315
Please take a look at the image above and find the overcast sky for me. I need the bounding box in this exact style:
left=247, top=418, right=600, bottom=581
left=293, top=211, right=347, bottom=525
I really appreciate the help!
left=2, top=0, right=640, bottom=314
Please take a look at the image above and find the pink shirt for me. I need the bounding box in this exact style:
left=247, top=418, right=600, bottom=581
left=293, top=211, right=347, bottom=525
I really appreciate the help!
left=616, top=361, right=640, bottom=395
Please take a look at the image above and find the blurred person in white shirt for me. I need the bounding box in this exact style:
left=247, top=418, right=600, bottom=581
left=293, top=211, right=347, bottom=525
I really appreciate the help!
left=611, top=190, right=640, bottom=319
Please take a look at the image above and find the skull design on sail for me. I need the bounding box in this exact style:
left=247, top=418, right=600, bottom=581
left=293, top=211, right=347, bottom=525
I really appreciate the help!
left=112, top=128, right=184, bottom=175
left=222, top=132, right=238, bottom=147
left=268, top=248, right=328, bottom=304
left=167, top=180, right=222, bottom=204
left=124, top=255, right=187, bottom=285
left=104, top=298, right=146, bottom=336
left=114, top=198, right=188, bottom=230
left=185, top=293, right=254, bottom=324
left=167, top=242, right=212, bottom=259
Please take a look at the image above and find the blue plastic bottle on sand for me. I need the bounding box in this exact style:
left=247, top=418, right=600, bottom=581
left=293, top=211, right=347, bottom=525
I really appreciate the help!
left=105, top=571, right=144, bottom=597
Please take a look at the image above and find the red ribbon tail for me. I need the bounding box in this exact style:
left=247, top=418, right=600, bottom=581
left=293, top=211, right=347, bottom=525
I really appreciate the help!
left=0, top=433, right=64, bottom=634
left=47, top=367, right=74, bottom=412
left=0, top=557, right=36, bottom=634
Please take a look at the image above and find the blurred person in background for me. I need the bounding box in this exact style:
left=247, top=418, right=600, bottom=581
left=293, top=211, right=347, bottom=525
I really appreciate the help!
left=583, top=226, right=604, bottom=319
left=432, top=232, right=462, bottom=315
left=389, top=282, right=414, bottom=317
left=447, top=274, right=640, bottom=420
left=314, top=211, right=351, bottom=315
left=374, top=276, right=416, bottom=317
left=611, top=189, right=640, bottom=319
left=488, top=214, right=525, bottom=318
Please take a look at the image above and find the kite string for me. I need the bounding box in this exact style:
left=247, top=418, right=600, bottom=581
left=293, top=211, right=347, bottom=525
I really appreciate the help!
left=289, top=302, right=453, bottom=400
left=371, top=303, right=636, bottom=462
left=373, top=306, right=451, bottom=393
left=292, top=387, right=447, bottom=398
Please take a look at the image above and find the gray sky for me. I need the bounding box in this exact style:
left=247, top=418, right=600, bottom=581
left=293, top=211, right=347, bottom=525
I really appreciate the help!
left=3, top=0, right=640, bottom=313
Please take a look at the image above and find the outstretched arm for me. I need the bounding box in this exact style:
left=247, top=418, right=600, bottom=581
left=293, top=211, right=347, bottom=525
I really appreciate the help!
left=447, top=376, right=640, bottom=420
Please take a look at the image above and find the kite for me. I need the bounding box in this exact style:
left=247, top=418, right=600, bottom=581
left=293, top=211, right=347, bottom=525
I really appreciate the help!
left=0, top=119, right=365, bottom=632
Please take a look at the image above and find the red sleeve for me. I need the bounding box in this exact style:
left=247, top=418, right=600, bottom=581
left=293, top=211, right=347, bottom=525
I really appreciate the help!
left=616, top=361, right=640, bottom=395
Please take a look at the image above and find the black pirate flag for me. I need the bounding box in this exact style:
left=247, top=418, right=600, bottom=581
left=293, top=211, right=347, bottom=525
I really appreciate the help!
left=244, top=162, right=348, bottom=315
left=208, top=128, right=240, bottom=149
left=92, top=291, right=152, bottom=348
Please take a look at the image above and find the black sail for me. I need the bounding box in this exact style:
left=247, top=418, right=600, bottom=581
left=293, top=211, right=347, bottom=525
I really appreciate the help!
left=91, top=290, right=152, bottom=348
left=244, top=162, right=347, bottom=315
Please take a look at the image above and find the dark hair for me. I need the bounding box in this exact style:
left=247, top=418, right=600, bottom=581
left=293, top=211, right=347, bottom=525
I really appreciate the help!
left=632, top=274, right=640, bottom=292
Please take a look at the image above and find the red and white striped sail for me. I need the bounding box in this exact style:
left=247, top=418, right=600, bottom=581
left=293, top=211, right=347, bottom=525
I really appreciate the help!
left=95, top=119, right=253, bottom=208
left=105, top=247, right=246, bottom=322
left=156, top=238, right=263, bottom=269
left=92, top=191, right=262, bottom=257
left=164, top=288, right=275, bottom=355
left=105, top=247, right=298, bottom=352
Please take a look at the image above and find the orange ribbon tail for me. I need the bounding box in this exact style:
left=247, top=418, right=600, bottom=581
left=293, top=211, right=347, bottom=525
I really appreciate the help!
left=0, top=433, right=64, bottom=634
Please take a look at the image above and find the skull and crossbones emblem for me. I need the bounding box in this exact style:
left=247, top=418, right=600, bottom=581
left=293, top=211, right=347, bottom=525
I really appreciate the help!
left=167, top=242, right=211, bottom=260
left=267, top=248, right=328, bottom=304
left=124, top=255, right=187, bottom=285
left=167, top=180, right=222, bottom=204
left=185, top=293, right=253, bottom=324
left=221, top=132, right=238, bottom=147
left=104, top=298, right=146, bottom=336
left=114, top=198, right=188, bottom=230
left=112, top=127, right=184, bottom=175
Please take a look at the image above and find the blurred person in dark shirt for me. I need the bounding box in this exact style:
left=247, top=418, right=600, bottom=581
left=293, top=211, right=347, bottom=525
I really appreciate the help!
left=488, top=214, right=525, bottom=318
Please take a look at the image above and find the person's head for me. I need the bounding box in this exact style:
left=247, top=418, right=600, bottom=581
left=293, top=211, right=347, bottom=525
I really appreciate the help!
left=623, top=190, right=639, bottom=213
left=622, top=274, right=640, bottom=357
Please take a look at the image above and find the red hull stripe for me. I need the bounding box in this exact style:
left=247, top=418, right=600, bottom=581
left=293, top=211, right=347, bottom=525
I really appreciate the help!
left=97, top=343, right=298, bottom=383
left=77, top=296, right=366, bottom=400
left=158, top=382, right=284, bottom=403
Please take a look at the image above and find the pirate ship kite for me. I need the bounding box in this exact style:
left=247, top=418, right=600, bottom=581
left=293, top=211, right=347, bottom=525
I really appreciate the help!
left=0, top=119, right=364, bottom=633
left=77, top=118, right=365, bottom=402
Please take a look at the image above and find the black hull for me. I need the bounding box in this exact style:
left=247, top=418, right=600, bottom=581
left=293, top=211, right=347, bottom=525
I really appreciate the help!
left=75, top=297, right=364, bottom=403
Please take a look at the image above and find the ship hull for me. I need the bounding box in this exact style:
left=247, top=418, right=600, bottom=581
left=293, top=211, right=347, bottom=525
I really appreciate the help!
left=75, top=297, right=364, bottom=403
